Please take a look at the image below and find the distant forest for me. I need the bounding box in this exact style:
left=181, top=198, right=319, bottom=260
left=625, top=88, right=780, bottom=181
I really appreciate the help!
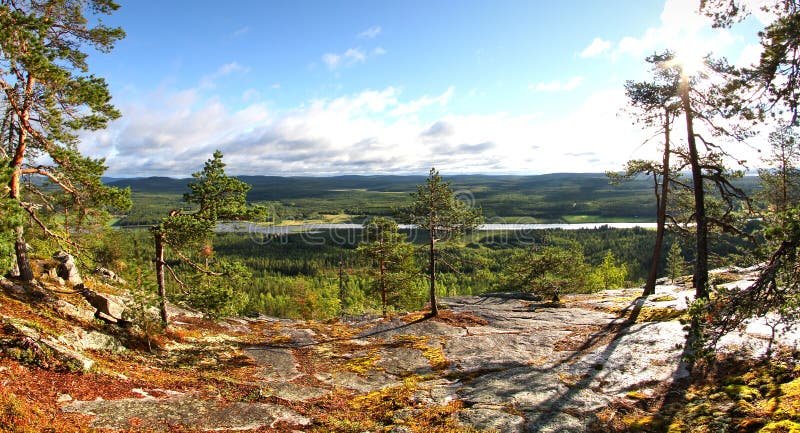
left=107, top=173, right=762, bottom=226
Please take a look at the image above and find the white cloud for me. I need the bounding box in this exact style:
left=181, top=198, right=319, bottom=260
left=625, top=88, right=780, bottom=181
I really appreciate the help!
left=321, top=53, right=341, bottom=69
left=242, top=88, right=260, bottom=102
left=580, top=38, right=611, bottom=58
left=529, top=76, right=584, bottom=92
left=373, top=47, right=387, bottom=56
left=358, top=25, right=382, bottom=39
left=199, top=62, right=249, bottom=88
left=612, top=0, right=737, bottom=61
left=322, top=48, right=367, bottom=70
left=738, top=0, right=778, bottom=24
left=344, top=48, right=366, bottom=63
left=390, top=87, right=454, bottom=116
left=80, top=80, right=673, bottom=177
left=736, top=43, right=763, bottom=67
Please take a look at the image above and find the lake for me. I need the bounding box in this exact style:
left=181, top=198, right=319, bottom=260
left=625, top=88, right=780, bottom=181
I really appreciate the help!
left=217, top=221, right=658, bottom=234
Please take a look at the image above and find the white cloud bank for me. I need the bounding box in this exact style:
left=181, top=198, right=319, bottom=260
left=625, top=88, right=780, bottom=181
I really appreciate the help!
left=81, top=81, right=654, bottom=177
left=80, top=1, right=770, bottom=178
left=610, top=0, right=740, bottom=62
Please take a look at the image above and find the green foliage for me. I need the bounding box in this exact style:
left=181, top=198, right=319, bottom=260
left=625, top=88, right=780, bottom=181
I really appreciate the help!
left=357, top=217, right=416, bottom=315
left=149, top=151, right=260, bottom=323
left=405, top=168, right=483, bottom=237
left=110, top=172, right=736, bottom=227
left=179, top=258, right=251, bottom=317
left=665, top=241, right=686, bottom=283
left=102, top=224, right=758, bottom=320
left=184, top=151, right=253, bottom=221
left=759, top=124, right=800, bottom=214
left=157, top=213, right=214, bottom=250
left=703, top=0, right=800, bottom=120
left=588, top=251, right=628, bottom=291
left=121, top=241, right=164, bottom=351
left=502, top=244, right=590, bottom=302
left=0, top=0, right=129, bottom=278
left=0, top=161, right=22, bottom=274
left=404, top=168, right=483, bottom=314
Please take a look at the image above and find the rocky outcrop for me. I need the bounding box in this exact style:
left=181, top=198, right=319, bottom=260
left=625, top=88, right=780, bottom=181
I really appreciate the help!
left=57, top=272, right=798, bottom=433
left=1, top=316, right=95, bottom=372
left=62, top=396, right=310, bottom=430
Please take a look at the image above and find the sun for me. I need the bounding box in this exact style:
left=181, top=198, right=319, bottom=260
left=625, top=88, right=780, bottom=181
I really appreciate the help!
left=672, top=39, right=708, bottom=77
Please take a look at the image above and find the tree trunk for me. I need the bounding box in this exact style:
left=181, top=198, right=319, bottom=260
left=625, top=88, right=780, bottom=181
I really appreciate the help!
left=8, top=76, right=35, bottom=282
left=781, top=146, right=788, bottom=211
left=154, top=231, right=168, bottom=325
left=429, top=229, right=438, bottom=316
left=681, top=75, right=709, bottom=299
left=13, top=226, right=33, bottom=281
left=644, top=112, right=671, bottom=296
left=379, top=257, right=386, bottom=317
left=10, top=160, right=33, bottom=282
left=338, top=254, right=345, bottom=313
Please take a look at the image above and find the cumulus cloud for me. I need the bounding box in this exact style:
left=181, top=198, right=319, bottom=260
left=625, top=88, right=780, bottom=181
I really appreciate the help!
left=358, top=25, right=382, bottom=39
left=81, top=78, right=673, bottom=177
left=580, top=38, right=611, bottom=58
left=529, top=76, right=584, bottom=92
left=612, top=0, right=737, bottom=61
left=421, top=121, right=455, bottom=138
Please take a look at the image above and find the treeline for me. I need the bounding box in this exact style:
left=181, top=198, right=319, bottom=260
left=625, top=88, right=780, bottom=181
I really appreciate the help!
left=109, top=225, right=746, bottom=320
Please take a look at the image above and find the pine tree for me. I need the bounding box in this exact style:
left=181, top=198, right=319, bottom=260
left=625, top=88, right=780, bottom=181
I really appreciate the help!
left=0, top=159, right=21, bottom=274
left=503, top=244, right=590, bottom=303
left=404, top=168, right=482, bottom=316
left=152, top=151, right=260, bottom=325
left=665, top=241, right=685, bottom=284
left=759, top=124, right=800, bottom=213
left=590, top=251, right=628, bottom=291
left=357, top=217, right=415, bottom=317
left=702, top=0, right=800, bottom=120
left=611, top=51, right=681, bottom=296
left=0, top=1, right=129, bottom=281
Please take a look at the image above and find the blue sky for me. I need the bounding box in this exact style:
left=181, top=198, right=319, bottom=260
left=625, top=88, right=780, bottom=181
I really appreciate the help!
left=80, top=0, right=768, bottom=177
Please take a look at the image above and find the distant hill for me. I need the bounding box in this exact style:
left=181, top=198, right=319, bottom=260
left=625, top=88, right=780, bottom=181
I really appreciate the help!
left=107, top=173, right=762, bottom=226
left=107, top=173, right=642, bottom=199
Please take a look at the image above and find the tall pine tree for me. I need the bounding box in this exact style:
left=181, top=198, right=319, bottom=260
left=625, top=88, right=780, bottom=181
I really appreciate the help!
left=405, top=168, right=482, bottom=316
left=0, top=0, right=130, bottom=280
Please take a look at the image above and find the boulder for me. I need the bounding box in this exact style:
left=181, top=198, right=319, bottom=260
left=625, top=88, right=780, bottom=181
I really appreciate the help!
left=0, top=278, right=25, bottom=295
left=79, top=288, right=127, bottom=324
left=93, top=267, right=127, bottom=285
left=52, top=251, right=83, bottom=286
left=63, top=327, right=126, bottom=353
